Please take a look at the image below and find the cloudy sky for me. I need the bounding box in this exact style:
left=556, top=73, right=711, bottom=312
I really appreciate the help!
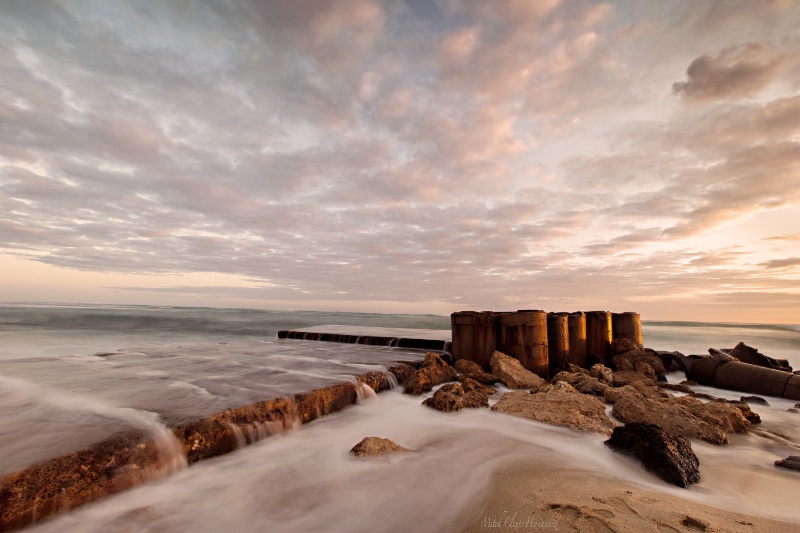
left=2, top=1, right=800, bottom=323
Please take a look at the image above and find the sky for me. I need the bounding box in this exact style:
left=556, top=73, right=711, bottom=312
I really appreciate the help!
left=1, top=0, right=800, bottom=323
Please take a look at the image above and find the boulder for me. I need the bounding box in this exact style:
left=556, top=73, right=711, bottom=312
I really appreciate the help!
left=775, top=456, right=800, bottom=472
left=613, top=362, right=657, bottom=387
left=605, top=423, right=700, bottom=487
left=608, top=386, right=728, bottom=444
left=460, top=377, right=497, bottom=396
left=611, top=337, right=642, bottom=356
left=568, top=363, right=590, bottom=375
left=551, top=371, right=609, bottom=396
left=589, top=363, right=613, bottom=385
left=725, top=401, right=761, bottom=425
left=672, top=396, right=751, bottom=434
left=350, top=437, right=410, bottom=457
left=728, top=342, right=792, bottom=372
left=490, top=351, right=547, bottom=390
left=403, top=352, right=457, bottom=395
left=454, top=359, right=499, bottom=385
left=422, top=383, right=489, bottom=412
left=611, top=349, right=667, bottom=378
left=491, top=386, right=617, bottom=436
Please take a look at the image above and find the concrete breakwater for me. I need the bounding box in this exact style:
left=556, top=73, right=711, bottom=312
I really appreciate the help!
left=0, top=364, right=414, bottom=532
left=277, top=329, right=451, bottom=352
left=451, top=310, right=642, bottom=378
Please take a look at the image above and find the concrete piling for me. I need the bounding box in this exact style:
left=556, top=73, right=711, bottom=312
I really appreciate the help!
left=586, top=311, right=612, bottom=364
left=612, top=312, right=643, bottom=346
left=567, top=312, right=587, bottom=369
left=497, top=310, right=549, bottom=378
left=451, top=311, right=499, bottom=371
left=547, top=313, right=570, bottom=376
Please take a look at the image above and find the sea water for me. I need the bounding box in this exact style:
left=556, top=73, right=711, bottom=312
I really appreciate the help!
left=1, top=304, right=799, bottom=531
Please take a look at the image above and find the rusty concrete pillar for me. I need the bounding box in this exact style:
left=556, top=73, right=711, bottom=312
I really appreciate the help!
left=567, top=312, right=587, bottom=369
left=451, top=311, right=499, bottom=371
left=547, top=313, right=570, bottom=376
left=612, top=312, right=643, bottom=346
left=586, top=311, right=612, bottom=364
left=497, top=310, right=549, bottom=378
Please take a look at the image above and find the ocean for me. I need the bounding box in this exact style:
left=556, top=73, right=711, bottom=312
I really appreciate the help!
left=1, top=304, right=799, bottom=531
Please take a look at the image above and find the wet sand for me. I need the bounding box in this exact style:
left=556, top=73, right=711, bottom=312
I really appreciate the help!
left=456, top=464, right=799, bottom=533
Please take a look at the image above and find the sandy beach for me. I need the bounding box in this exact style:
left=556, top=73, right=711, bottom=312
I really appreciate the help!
left=457, top=464, right=799, bottom=533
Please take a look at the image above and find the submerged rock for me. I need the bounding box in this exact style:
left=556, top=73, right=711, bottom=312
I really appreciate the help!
left=403, top=352, right=457, bottom=395
left=454, top=359, right=498, bottom=385
left=605, top=422, right=700, bottom=487
left=774, top=455, right=800, bottom=472
left=422, top=383, right=489, bottom=412
left=489, top=351, right=547, bottom=390
left=491, top=385, right=617, bottom=435
left=350, top=437, right=410, bottom=457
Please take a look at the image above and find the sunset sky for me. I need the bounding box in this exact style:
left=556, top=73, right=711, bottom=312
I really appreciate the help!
left=1, top=1, right=800, bottom=323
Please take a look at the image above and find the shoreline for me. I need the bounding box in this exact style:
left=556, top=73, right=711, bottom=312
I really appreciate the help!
left=455, top=463, right=800, bottom=532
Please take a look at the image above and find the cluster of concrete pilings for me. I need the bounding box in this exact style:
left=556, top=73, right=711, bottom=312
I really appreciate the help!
left=451, top=310, right=642, bottom=378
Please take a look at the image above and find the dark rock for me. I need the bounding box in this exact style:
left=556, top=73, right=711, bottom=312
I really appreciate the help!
left=454, top=359, right=498, bottom=385
left=788, top=408, right=799, bottom=414
left=740, top=395, right=769, bottom=406
left=658, top=383, right=694, bottom=394
left=681, top=516, right=710, bottom=531
left=775, top=455, right=800, bottom=471
left=350, top=437, right=410, bottom=457
left=729, top=342, right=792, bottom=372
left=568, top=363, right=590, bottom=375
left=403, top=352, right=457, bottom=395
left=796, top=403, right=800, bottom=408
left=492, top=383, right=617, bottom=435
left=422, top=383, right=489, bottom=412
left=605, top=422, right=700, bottom=487
left=490, top=351, right=547, bottom=390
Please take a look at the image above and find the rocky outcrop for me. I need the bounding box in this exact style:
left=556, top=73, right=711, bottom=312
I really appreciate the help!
left=611, top=349, right=666, bottom=378
left=774, top=456, right=800, bottom=472
left=551, top=371, right=609, bottom=396
left=422, top=383, right=489, bottom=412
left=605, top=423, right=700, bottom=488
left=490, top=351, right=547, bottom=390
left=454, top=359, right=498, bottom=385
left=350, top=437, right=410, bottom=457
left=589, top=363, right=613, bottom=385
left=727, top=342, right=792, bottom=372
left=492, top=384, right=617, bottom=435
left=403, top=352, right=457, bottom=395
left=607, top=386, right=729, bottom=444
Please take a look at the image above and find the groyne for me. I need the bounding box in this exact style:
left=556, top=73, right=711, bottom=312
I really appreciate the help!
left=451, top=310, right=643, bottom=378
left=277, top=330, right=451, bottom=352
left=0, top=364, right=415, bottom=532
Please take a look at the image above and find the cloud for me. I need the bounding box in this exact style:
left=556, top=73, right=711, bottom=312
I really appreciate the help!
left=759, top=257, right=800, bottom=269
left=672, top=43, right=785, bottom=100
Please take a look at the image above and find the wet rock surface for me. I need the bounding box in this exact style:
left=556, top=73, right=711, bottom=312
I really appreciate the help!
left=350, top=437, right=410, bottom=457
left=403, top=352, right=457, bottom=395
left=774, top=455, right=800, bottom=471
left=605, top=422, right=700, bottom=487
left=454, top=359, right=498, bottom=385
left=489, top=351, right=547, bottom=390
left=492, top=384, right=617, bottom=435
left=422, top=383, right=489, bottom=412
left=460, top=377, right=497, bottom=396
left=551, top=370, right=609, bottom=396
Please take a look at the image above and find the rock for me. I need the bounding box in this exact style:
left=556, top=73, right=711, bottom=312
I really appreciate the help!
left=350, top=437, right=410, bottom=457
left=789, top=408, right=799, bottom=414
left=775, top=455, right=800, bottom=471
left=613, top=362, right=657, bottom=387
left=681, top=516, right=710, bottom=531
left=490, top=351, right=547, bottom=390
left=491, top=387, right=617, bottom=435
left=589, top=363, right=613, bottom=385
left=551, top=371, right=609, bottom=396
left=611, top=349, right=667, bottom=377
left=610, top=337, right=641, bottom=356
left=422, top=383, right=489, bottom=412
left=460, top=377, right=497, bottom=396
left=568, top=363, right=590, bottom=375
left=728, top=342, right=792, bottom=372
left=795, top=403, right=800, bottom=408
left=609, top=386, right=728, bottom=444
left=658, top=383, right=695, bottom=394
left=605, top=423, right=700, bottom=487
left=403, top=352, right=457, bottom=395
left=740, top=395, right=769, bottom=406
left=673, top=396, right=751, bottom=434
left=725, top=401, right=761, bottom=425
left=454, top=359, right=499, bottom=385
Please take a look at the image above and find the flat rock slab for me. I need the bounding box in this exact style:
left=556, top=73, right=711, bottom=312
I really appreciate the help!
left=491, top=384, right=617, bottom=435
